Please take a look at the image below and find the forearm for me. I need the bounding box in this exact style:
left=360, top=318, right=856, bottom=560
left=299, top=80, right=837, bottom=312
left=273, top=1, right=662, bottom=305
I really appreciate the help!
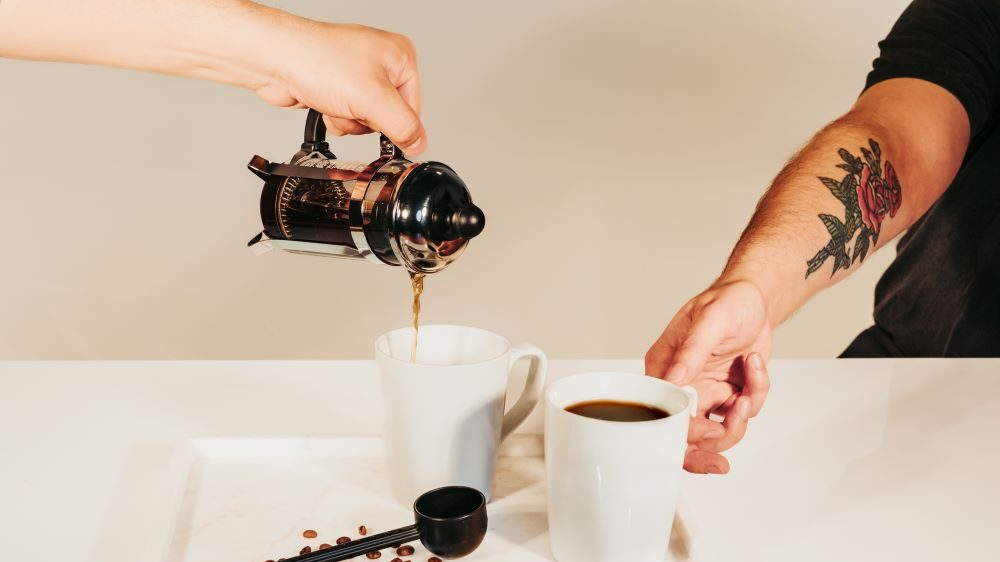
left=718, top=79, right=969, bottom=325
left=0, top=0, right=427, bottom=153
left=0, top=0, right=292, bottom=90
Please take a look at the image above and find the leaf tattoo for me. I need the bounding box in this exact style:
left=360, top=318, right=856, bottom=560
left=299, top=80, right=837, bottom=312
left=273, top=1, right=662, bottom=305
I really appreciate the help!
left=804, top=139, right=902, bottom=278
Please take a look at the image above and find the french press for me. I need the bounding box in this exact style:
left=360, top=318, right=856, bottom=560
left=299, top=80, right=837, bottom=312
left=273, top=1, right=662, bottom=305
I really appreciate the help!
left=247, top=109, right=485, bottom=273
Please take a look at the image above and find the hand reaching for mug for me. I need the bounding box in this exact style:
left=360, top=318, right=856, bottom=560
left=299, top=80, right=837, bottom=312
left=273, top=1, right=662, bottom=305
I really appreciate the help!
left=645, top=280, right=773, bottom=474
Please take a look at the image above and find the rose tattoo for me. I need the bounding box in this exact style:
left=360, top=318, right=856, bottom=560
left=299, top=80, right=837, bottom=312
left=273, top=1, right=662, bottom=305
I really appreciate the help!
left=805, top=139, right=902, bottom=278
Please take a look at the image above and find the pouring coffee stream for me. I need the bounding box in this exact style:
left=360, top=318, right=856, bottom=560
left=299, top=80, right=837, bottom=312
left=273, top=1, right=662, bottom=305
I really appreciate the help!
left=247, top=109, right=483, bottom=362
left=410, top=272, right=426, bottom=362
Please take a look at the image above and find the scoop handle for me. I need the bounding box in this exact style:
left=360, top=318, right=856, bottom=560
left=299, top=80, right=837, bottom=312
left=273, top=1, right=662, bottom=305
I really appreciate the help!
left=281, top=524, right=421, bottom=562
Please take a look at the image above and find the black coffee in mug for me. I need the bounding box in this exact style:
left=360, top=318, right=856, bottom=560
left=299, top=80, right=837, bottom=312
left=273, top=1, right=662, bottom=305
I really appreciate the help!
left=565, top=400, right=670, bottom=422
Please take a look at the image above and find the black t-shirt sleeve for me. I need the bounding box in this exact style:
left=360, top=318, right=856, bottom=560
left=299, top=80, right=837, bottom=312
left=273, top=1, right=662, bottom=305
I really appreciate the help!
left=865, top=0, right=1000, bottom=138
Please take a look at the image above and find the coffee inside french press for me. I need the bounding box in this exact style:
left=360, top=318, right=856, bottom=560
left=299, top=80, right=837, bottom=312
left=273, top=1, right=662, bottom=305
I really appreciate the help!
left=246, top=109, right=485, bottom=359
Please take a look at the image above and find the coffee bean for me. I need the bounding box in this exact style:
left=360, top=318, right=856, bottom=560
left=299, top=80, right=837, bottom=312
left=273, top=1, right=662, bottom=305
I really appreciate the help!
left=396, top=545, right=415, bottom=556
left=299, top=546, right=312, bottom=555
left=303, top=530, right=317, bottom=539
left=390, top=558, right=403, bottom=562
left=319, top=543, right=332, bottom=550
left=365, top=552, right=381, bottom=559
left=358, top=525, right=368, bottom=536
left=336, top=536, right=351, bottom=545
left=428, top=557, right=442, bottom=562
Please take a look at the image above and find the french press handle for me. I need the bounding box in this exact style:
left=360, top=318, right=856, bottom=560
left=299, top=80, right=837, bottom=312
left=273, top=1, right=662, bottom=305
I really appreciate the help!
left=302, top=108, right=404, bottom=159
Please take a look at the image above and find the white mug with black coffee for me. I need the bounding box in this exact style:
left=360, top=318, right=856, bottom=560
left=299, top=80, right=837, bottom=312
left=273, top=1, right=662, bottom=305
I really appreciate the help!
left=545, top=371, right=697, bottom=562
left=376, top=324, right=547, bottom=507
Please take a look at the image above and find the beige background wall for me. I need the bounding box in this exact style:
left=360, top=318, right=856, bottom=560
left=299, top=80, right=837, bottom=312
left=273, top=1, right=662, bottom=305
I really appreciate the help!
left=0, top=0, right=911, bottom=359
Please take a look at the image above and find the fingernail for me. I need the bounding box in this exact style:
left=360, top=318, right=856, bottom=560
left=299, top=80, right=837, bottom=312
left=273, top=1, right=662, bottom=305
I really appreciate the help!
left=749, top=352, right=764, bottom=370
left=738, top=398, right=751, bottom=418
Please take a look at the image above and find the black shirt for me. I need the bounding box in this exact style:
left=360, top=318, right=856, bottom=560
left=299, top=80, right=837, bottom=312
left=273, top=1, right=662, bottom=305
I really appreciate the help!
left=842, top=0, right=1000, bottom=357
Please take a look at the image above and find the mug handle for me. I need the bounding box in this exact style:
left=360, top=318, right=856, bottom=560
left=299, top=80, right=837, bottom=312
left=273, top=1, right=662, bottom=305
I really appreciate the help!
left=500, top=344, right=548, bottom=441
left=681, top=386, right=698, bottom=418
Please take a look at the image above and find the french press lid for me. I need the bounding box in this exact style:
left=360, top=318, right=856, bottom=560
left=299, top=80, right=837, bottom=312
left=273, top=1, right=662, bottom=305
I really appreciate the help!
left=247, top=110, right=484, bottom=273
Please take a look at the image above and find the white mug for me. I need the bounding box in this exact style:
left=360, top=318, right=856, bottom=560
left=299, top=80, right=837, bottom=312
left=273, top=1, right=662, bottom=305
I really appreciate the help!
left=545, top=372, right=697, bottom=562
left=375, top=324, right=547, bottom=507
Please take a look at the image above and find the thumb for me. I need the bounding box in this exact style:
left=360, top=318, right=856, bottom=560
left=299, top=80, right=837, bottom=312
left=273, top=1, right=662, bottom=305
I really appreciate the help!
left=663, top=303, right=730, bottom=385
left=361, top=82, right=427, bottom=155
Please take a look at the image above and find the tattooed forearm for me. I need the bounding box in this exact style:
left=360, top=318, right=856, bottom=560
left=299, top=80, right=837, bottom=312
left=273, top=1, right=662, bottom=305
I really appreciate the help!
left=804, top=139, right=902, bottom=278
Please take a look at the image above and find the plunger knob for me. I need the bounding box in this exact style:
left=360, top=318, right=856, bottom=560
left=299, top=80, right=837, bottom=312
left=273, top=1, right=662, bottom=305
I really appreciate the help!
left=454, top=205, right=485, bottom=239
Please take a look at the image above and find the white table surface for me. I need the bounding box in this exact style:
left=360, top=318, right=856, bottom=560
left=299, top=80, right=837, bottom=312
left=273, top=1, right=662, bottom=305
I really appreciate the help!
left=1, top=359, right=998, bottom=562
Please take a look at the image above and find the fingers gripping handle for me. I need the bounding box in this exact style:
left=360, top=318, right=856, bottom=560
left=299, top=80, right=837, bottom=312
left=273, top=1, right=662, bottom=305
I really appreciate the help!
left=501, top=344, right=548, bottom=441
left=303, top=108, right=403, bottom=157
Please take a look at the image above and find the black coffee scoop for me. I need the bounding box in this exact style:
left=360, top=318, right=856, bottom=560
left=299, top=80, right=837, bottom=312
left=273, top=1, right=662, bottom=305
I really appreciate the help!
left=281, top=486, right=487, bottom=562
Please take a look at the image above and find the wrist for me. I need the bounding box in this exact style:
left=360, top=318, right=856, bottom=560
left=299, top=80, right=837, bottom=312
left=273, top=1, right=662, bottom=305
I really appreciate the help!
left=161, top=0, right=297, bottom=92
left=713, top=266, right=786, bottom=328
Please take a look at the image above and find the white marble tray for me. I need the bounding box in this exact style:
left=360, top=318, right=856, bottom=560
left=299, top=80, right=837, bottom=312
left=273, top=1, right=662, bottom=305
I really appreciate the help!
left=154, top=436, right=700, bottom=562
